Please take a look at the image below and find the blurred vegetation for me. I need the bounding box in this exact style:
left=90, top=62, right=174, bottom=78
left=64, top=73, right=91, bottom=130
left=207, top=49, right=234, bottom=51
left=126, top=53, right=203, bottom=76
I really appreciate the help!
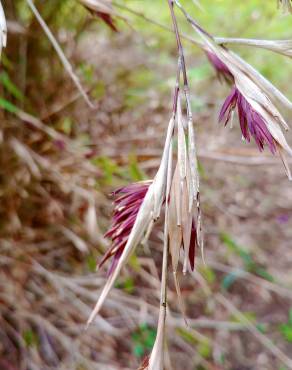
left=1, top=1, right=292, bottom=369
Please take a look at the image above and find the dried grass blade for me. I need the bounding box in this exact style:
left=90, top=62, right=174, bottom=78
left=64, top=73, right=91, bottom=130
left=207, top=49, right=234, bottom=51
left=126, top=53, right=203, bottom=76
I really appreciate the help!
left=61, top=226, right=89, bottom=253
left=10, top=138, right=41, bottom=179
left=26, top=0, right=94, bottom=108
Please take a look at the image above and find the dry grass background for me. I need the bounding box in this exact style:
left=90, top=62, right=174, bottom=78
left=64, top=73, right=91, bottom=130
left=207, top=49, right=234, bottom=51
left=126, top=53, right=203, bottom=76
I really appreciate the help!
left=1, top=1, right=292, bottom=369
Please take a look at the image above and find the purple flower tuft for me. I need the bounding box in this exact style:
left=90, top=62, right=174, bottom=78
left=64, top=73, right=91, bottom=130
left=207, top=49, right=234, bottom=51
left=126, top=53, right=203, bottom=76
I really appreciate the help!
left=219, top=87, right=277, bottom=154
left=100, top=181, right=151, bottom=275
left=205, top=50, right=234, bottom=83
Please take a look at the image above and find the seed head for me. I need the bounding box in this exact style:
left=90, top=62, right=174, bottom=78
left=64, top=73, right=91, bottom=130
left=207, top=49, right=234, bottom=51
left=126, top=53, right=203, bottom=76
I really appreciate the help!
left=219, top=86, right=277, bottom=154
left=101, top=181, right=151, bottom=275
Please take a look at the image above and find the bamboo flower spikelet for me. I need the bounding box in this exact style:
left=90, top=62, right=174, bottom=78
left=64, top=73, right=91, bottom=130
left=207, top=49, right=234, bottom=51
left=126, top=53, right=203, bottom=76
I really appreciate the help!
left=87, top=3, right=202, bottom=369
left=207, top=46, right=292, bottom=177
left=174, top=0, right=292, bottom=178
left=100, top=181, right=151, bottom=275
left=219, top=86, right=277, bottom=154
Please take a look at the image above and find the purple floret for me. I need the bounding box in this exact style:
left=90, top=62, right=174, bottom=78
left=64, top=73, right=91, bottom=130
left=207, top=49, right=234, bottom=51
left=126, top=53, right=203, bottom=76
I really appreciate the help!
left=219, top=87, right=277, bottom=154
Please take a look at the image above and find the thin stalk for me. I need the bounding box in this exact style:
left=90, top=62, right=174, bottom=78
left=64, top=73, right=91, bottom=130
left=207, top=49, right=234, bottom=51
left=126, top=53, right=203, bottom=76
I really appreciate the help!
left=26, top=0, right=94, bottom=108
left=167, top=0, right=192, bottom=122
left=148, top=143, right=172, bottom=370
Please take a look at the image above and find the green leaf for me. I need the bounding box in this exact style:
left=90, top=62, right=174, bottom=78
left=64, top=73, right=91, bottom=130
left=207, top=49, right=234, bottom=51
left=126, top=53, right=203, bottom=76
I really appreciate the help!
left=280, top=323, right=292, bottom=343
left=176, top=328, right=197, bottom=345
left=221, top=270, right=244, bottom=291
left=129, top=254, right=141, bottom=272
left=92, top=156, right=122, bottom=185
left=115, top=276, right=135, bottom=293
left=128, top=153, right=146, bottom=181
left=122, top=277, right=135, bottom=294
left=199, top=266, right=216, bottom=284
left=0, top=97, right=19, bottom=113
left=131, top=324, right=156, bottom=358
left=0, top=72, right=24, bottom=101
left=86, top=254, right=96, bottom=273
left=256, top=323, right=267, bottom=334
left=220, top=232, right=252, bottom=265
left=197, top=161, right=206, bottom=178
left=220, top=232, right=274, bottom=282
left=134, top=343, right=144, bottom=357
left=279, top=309, right=292, bottom=343
left=289, top=308, right=292, bottom=325
left=23, top=329, right=38, bottom=347
left=231, top=311, right=256, bottom=324
left=92, top=82, right=105, bottom=99
left=78, top=63, right=94, bottom=84
left=198, top=341, right=211, bottom=359
left=58, top=117, right=73, bottom=135
left=254, top=267, right=274, bottom=282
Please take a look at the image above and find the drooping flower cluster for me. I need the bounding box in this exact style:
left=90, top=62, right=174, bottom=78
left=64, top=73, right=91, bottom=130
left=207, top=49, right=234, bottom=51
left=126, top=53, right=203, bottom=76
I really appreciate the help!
left=202, top=38, right=292, bottom=178
left=219, top=86, right=277, bottom=154
left=173, top=0, right=292, bottom=176
left=101, top=181, right=151, bottom=275
left=206, top=46, right=292, bottom=169
left=87, top=104, right=201, bottom=328
left=87, top=103, right=201, bottom=333
left=101, top=175, right=198, bottom=277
